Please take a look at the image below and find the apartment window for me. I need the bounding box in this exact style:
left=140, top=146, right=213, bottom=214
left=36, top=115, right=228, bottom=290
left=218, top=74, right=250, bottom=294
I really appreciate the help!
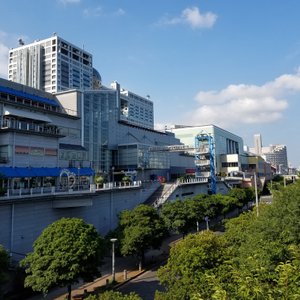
left=61, top=48, right=68, bottom=56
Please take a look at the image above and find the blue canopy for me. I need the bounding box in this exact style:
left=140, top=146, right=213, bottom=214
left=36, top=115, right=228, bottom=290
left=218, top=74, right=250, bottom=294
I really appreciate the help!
left=0, top=86, right=60, bottom=107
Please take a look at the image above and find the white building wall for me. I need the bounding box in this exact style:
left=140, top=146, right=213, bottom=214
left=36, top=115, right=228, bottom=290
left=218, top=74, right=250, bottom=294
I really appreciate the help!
left=8, top=35, right=93, bottom=93
left=171, top=125, right=245, bottom=174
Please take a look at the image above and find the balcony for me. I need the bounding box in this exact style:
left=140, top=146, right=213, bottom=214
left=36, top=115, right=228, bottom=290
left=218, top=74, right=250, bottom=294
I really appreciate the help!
left=0, top=91, right=78, bottom=118
left=1, top=119, right=64, bottom=137
left=194, top=159, right=210, bottom=166
left=196, top=171, right=211, bottom=178
left=195, top=146, right=210, bottom=154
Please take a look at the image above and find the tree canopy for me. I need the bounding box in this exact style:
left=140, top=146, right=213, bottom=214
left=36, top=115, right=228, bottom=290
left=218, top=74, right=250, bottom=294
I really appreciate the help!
left=20, top=218, right=104, bottom=298
left=156, top=180, right=300, bottom=299
left=119, top=204, right=166, bottom=269
left=156, top=231, right=228, bottom=300
left=160, top=200, right=192, bottom=236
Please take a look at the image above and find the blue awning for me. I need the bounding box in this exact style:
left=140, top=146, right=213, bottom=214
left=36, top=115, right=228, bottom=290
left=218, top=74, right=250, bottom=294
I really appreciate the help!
left=0, top=167, right=94, bottom=178
left=0, top=167, right=19, bottom=178
left=68, top=167, right=95, bottom=176
left=0, top=85, right=60, bottom=107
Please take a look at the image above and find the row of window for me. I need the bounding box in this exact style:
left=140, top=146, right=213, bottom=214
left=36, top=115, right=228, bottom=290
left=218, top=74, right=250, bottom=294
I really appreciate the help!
left=15, top=145, right=57, bottom=156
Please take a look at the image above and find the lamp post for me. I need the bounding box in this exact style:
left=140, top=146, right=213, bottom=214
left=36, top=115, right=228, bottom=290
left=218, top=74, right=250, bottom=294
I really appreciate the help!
left=204, top=216, right=209, bottom=231
left=111, top=166, right=115, bottom=188
left=110, top=238, right=117, bottom=282
left=77, top=166, right=80, bottom=191
left=253, top=172, right=259, bottom=217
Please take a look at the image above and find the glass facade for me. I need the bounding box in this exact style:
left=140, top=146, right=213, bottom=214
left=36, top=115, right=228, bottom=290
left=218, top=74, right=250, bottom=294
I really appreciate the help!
left=118, top=144, right=170, bottom=170
left=83, top=90, right=117, bottom=173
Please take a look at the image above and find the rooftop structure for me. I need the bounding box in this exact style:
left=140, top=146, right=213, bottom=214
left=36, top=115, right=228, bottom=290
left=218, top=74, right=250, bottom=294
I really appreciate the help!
left=111, top=81, right=154, bottom=129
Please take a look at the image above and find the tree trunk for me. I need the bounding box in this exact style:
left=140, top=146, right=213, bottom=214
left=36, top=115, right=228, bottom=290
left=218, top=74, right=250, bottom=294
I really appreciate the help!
left=67, top=284, right=71, bottom=300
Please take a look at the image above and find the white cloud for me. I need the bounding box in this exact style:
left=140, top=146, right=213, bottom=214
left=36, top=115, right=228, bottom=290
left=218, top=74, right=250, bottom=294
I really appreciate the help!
left=0, top=31, right=10, bottom=78
left=182, top=7, right=217, bottom=29
left=158, top=6, right=217, bottom=29
left=182, top=69, right=300, bottom=128
left=58, top=0, right=81, bottom=5
left=114, top=8, right=125, bottom=16
left=0, top=42, right=9, bottom=78
left=83, top=6, right=102, bottom=17
left=83, top=6, right=125, bottom=18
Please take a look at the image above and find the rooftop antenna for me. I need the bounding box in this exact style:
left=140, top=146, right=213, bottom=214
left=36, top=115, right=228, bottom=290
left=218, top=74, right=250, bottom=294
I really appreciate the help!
left=18, top=38, right=24, bottom=46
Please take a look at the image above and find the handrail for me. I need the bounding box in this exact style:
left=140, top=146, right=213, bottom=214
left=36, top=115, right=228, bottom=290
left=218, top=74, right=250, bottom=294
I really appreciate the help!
left=0, top=181, right=142, bottom=200
left=153, top=180, right=180, bottom=208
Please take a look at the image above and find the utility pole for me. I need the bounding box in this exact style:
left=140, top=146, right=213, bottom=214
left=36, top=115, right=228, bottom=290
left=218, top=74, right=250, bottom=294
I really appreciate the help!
left=254, top=172, right=259, bottom=217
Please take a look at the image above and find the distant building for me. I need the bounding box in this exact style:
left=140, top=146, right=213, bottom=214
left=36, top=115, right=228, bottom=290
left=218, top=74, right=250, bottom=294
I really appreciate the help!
left=249, top=134, right=288, bottom=175
left=254, top=133, right=262, bottom=155
left=8, top=35, right=154, bottom=130
left=170, top=124, right=246, bottom=176
left=56, top=87, right=185, bottom=176
left=111, top=81, right=154, bottom=130
left=8, top=35, right=94, bottom=93
left=264, top=145, right=288, bottom=174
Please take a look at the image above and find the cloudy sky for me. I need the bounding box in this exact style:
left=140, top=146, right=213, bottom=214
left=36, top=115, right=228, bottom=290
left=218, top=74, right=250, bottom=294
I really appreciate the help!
left=1, top=0, right=300, bottom=167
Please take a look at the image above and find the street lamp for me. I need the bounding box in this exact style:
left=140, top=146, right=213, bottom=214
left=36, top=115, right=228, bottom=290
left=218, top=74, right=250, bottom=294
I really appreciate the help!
left=77, top=166, right=80, bottom=191
left=253, top=172, right=259, bottom=217
left=111, top=166, right=115, bottom=188
left=204, top=216, right=209, bottom=231
left=110, top=238, right=117, bottom=282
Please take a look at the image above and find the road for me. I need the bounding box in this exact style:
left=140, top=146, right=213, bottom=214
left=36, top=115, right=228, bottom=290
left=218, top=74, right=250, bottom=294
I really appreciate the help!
left=117, top=263, right=165, bottom=300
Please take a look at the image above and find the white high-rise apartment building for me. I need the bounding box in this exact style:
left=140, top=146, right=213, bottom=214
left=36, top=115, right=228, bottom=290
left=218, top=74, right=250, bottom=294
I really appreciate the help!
left=8, top=35, right=93, bottom=93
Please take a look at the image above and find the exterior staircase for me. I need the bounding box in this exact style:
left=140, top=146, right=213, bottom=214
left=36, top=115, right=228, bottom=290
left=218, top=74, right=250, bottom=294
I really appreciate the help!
left=151, top=180, right=180, bottom=208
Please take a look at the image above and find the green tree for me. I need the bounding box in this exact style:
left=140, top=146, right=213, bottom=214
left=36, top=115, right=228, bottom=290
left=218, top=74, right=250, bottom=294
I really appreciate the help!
left=119, top=204, right=166, bottom=270
left=95, top=174, right=105, bottom=187
left=221, top=180, right=300, bottom=298
left=185, top=197, right=206, bottom=231
left=212, top=194, right=239, bottom=217
left=156, top=231, right=228, bottom=300
left=160, top=200, right=192, bottom=236
left=226, top=187, right=255, bottom=208
left=193, top=194, right=221, bottom=219
left=86, top=290, right=142, bottom=300
left=20, top=218, right=104, bottom=299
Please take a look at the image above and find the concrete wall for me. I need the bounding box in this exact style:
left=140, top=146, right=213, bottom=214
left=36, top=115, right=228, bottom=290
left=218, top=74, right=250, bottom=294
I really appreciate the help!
left=167, top=181, right=229, bottom=202
left=0, top=180, right=227, bottom=262
left=0, top=183, right=159, bottom=262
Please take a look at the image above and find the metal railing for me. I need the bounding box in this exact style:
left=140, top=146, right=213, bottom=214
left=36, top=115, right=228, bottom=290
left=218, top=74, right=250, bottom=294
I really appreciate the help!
left=1, top=119, right=61, bottom=135
left=179, top=177, right=209, bottom=184
left=153, top=177, right=209, bottom=208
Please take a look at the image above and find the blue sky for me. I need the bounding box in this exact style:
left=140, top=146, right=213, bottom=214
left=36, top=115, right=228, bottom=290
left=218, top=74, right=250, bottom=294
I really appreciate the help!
left=0, top=0, right=299, bottom=167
